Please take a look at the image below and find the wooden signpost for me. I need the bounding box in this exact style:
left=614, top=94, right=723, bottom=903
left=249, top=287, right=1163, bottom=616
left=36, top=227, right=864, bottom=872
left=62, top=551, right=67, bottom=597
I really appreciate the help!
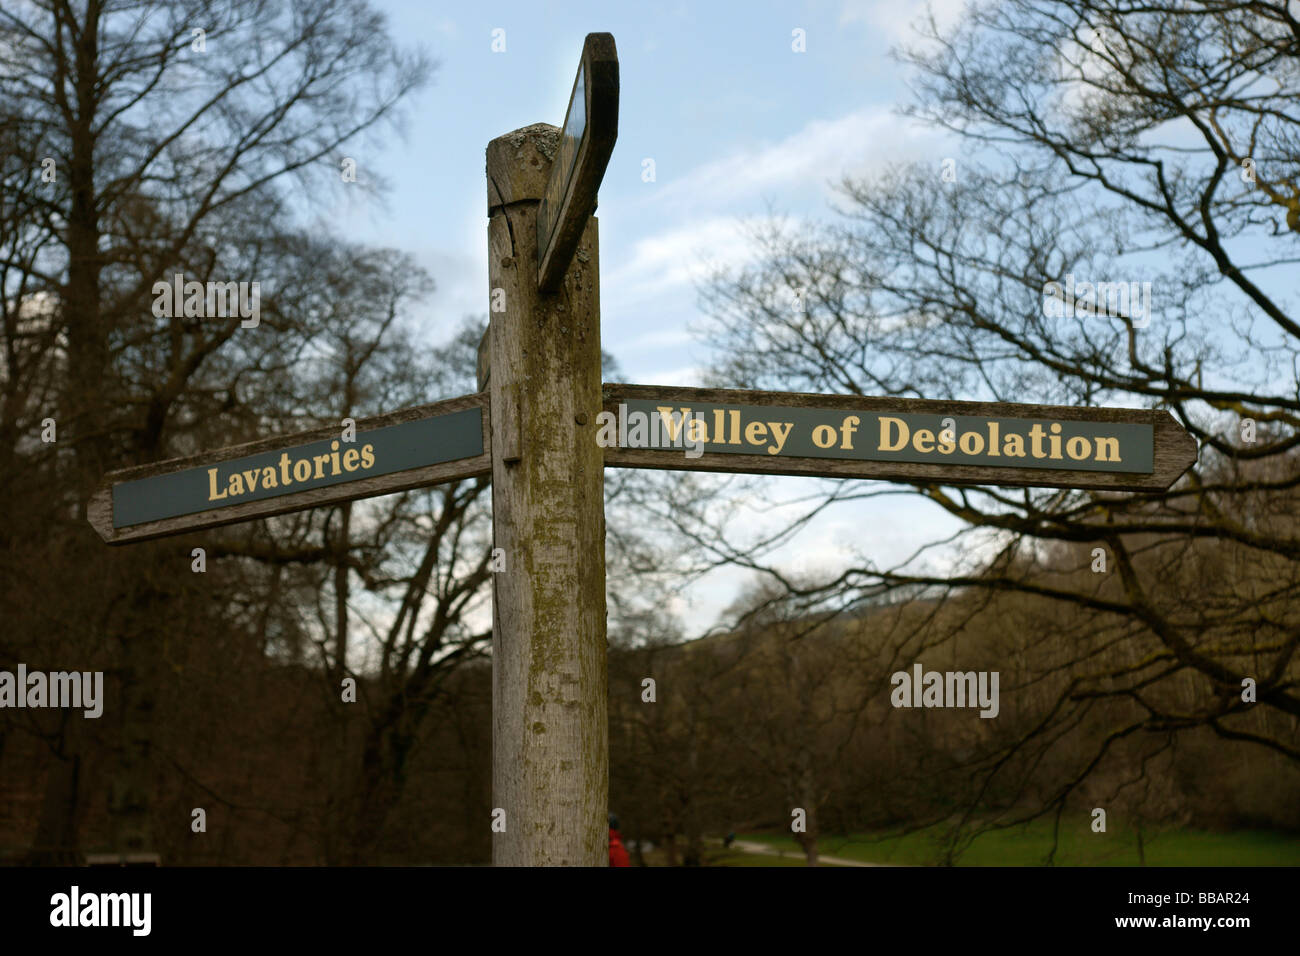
left=91, top=32, right=1199, bottom=866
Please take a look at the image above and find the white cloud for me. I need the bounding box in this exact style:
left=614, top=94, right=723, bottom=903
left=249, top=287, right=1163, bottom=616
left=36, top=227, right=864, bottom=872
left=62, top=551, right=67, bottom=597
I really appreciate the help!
left=648, top=106, right=919, bottom=215
left=606, top=216, right=759, bottom=301
left=413, top=246, right=485, bottom=340
left=650, top=364, right=711, bottom=387
left=604, top=106, right=940, bottom=319
left=841, top=0, right=968, bottom=44
left=620, top=326, right=695, bottom=351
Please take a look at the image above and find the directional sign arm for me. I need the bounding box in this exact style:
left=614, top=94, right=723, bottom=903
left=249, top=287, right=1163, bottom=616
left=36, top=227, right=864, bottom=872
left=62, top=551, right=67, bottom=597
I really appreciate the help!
left=599, top=384, right=1198, bottom=492
left=89, top=392, right=492, bottom=544
left=535, top=32, right=618, bottom=293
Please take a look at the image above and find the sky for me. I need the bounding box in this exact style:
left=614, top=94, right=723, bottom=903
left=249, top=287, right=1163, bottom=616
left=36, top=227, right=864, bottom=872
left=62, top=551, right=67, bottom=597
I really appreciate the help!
left=328, top=0, right=980, bottom=630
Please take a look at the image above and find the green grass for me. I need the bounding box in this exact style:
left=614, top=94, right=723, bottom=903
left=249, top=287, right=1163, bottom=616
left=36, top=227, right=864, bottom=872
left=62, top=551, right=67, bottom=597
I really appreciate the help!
left=736, top=821, right=1300, bottom=866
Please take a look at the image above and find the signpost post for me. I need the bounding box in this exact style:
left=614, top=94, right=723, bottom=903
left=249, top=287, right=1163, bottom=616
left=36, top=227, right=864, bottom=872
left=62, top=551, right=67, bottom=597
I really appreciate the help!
left=485, top=118, right=610, bottom=865
left=91, top=32, right=1199, bottom=867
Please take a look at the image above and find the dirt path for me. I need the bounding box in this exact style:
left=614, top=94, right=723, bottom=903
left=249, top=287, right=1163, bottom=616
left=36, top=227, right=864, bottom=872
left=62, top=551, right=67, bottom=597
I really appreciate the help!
left=727, top=839, right=891, bottom=867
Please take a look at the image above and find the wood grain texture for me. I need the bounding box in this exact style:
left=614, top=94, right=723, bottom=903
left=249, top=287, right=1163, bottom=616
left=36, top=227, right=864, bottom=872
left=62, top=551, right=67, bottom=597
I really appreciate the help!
left=600, top=384, right=1198, bottom=492
left=498, top=382, right=522, bottom=463
left=486, top=123, right=558, bottom=211
left=88, top=392, right=491, bottom=544
left=476, top=327, right=491, bottom=391
left=488, top=124, right=607, bottom=866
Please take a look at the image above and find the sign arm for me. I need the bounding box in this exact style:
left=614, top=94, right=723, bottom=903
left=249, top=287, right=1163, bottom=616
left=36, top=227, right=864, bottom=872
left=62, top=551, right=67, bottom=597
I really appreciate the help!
left=599, top=383, right=1197, bottom=492
left=89, top=392, right=491, bottom=544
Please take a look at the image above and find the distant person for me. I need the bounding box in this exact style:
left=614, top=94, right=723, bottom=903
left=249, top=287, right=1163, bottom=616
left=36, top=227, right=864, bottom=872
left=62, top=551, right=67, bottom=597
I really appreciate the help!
left=723, top=831, right=736, bottom=849
left=608, top=814, right=630, bottom=867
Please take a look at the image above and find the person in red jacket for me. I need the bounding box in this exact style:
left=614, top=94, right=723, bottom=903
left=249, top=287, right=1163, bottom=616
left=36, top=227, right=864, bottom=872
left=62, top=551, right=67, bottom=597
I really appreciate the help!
left=608, top=814, right=631, bottom=867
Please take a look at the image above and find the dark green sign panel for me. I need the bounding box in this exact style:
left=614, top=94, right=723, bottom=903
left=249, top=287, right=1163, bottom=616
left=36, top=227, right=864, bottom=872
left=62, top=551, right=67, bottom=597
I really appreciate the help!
left=613, top=400, right=1153, bottom=473
left=112, top=407, right=483, bottom=528
left=89, top=395, right=491, bottom=543
left=601, top=384, right=1198, bottom=492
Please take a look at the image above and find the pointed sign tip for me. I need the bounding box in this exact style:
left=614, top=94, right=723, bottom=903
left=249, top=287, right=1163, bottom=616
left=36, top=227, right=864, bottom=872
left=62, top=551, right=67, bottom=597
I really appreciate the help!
left=87, top=485, right=116, bottom=543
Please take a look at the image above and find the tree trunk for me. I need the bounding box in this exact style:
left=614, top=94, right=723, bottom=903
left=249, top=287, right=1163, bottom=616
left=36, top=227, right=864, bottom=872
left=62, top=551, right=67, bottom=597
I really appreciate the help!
left=24, top=719, right=84, bottom=865
left=795, top=752, right=819, bottom=866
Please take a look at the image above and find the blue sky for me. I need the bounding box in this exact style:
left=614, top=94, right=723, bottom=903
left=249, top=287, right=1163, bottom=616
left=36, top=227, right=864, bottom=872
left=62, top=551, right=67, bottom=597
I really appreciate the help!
left=327, top=1, right=1296, bottom=632
left=333, top=0, right=962, bottom=381
left=326, top=0, right=982, bottom=628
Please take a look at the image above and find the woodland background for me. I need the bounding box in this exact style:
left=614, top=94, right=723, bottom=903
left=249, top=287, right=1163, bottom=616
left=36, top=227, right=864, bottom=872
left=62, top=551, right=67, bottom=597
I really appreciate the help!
left=1, top=0, right=1298, bottom=865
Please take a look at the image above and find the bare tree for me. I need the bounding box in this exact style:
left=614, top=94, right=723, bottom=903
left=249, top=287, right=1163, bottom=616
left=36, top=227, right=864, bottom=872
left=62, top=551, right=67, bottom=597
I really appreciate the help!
left=694, top=0, right=1300, bottom=854
left=0, top=0, right=431, bottom=861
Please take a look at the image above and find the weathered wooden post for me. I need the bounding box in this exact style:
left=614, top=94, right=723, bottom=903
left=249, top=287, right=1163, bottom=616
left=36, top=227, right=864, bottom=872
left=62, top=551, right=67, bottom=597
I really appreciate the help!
left=483, top=33, right=618, bottom=868
left=485, top=34, right=617, bottom=864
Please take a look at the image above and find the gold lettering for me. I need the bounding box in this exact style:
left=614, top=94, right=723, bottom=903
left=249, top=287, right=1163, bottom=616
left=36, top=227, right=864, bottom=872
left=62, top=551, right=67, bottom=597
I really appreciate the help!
left=839, top=415, right=860, bottom=450
left=959, top=431, right=984, bottom=455
left=1066, top=436, right=1091, bottom=460
left=767, top=421, right=793, bottom=455
left=1029, top=424, right=1047, bottom=458
left=655, top=407, right=690, bottom=443
left=1095, top=436, right=1120, bottom=462
left=1048, top=422, right=1063, bottom=460
left=878, top=416, right=908, bottom=451
left=207, top=468, right=227, bottom=501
